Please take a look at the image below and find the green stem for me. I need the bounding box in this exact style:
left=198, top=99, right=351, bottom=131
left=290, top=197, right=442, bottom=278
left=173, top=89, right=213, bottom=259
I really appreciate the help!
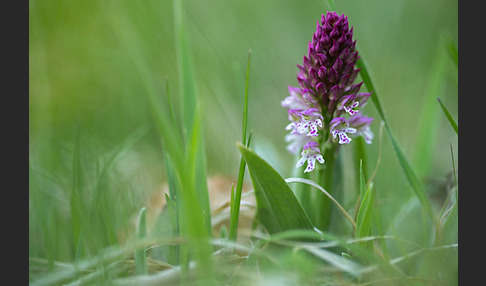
left=315, top=139, right=337, bottom=231
left=293, top=163, right=313, bottom=221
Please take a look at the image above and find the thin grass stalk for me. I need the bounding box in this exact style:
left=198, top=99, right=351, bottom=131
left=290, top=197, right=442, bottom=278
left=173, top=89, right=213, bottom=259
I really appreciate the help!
left=438, top=97, right=458, bottom=134
left=135, top=207, right=147, bottom=275
left=229, top=51, right=252, bottom=241
left=357, top=56, right=438, bottom=229
left=413, top=42, right=448, bottom=177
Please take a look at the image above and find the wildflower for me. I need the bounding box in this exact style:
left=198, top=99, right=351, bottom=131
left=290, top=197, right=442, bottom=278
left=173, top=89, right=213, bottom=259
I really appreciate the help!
left=348, top=114, right=374, bottom=144
left=296, top=141, right=325, bottom=173
left=285, top=108, right=324, bottom=137
left=296, top=11, right=363, bottom=113
left=329, top=117, right=356, bottom=144
left=281, top=86, right=310, bottom=112
left=285, top=134, right=314, bottom=155
left=282, top=11, right=374, bottom=173
left=336, top=92, right=371, bottom=116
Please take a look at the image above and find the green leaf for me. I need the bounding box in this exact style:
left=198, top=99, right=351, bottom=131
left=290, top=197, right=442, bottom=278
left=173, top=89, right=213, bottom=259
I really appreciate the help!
left=135, top=207, right=147, bottom=275
left=356, top=183, right=375, bottom=251
left=438, top=97, right=458, bottom=134
left=238, top=144, right=314, bottom=234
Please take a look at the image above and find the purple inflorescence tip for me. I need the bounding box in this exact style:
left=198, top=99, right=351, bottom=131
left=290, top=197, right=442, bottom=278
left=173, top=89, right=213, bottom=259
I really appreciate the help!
left=296, top=12, right=367, bottom=116
left=282, top=12, right=374, bottom=173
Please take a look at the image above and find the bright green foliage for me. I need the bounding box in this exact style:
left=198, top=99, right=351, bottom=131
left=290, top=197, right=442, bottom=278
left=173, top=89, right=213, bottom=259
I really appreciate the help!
left=29, top=0, right=457, bottom=285
left=238, top=144, right=315, bottom=234
left=135, top=207, right=148, bottom=275
left=438, top=97, right=459, bottom=134
left=356, top=182, right=375, bottom=251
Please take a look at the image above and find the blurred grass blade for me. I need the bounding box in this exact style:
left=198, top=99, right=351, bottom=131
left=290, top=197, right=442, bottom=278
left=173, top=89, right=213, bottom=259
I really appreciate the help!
left=357, top=56, right=436, bottom=225
left=305, top=247, right=363, bottom=277
left=359, top=159, right=366, bottom=199
left=242, top=50, right=251, bottom=145
left=173, top=0, right=197, bottom=137
left=187, top=113, right=212, bottom=233
left=229, top=51, right=252, bottom=241
left=219, top=225, right=228, bottom=239
left=450, top=143, right=457, bottom=191
left=238, top=144, right=314, bottom=234
left=135, top=207, right=148, bottom=275
left=165, top=193, right=180, bottom=265
left=356, top=182, right=375, bottom=251
left=326, top=0, right=337, bottom=11
left=89, top=128, right=147, bottom=246
left=354, top=138, right=368, bottom=197
left=446, top=37, right=458, bottom=66
left=438, top=97, right=458, bottom=134
left=413, top=44, right=448, bottom=176
left=71, top=120, right=84, bottom=259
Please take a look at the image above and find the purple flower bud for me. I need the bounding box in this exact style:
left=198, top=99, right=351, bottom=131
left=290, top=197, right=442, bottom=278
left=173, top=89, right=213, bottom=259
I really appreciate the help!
left=295, top=12, right=367, bottom=115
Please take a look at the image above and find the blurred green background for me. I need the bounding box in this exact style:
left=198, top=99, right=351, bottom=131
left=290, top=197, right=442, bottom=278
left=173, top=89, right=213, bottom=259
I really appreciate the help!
left=29, top=0, right=457, bottom=263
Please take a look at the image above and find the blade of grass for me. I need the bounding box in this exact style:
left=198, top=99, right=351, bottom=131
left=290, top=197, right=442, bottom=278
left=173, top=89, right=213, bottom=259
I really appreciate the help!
left=173, top=0, right=214, bottom=281
left=450, top=143, right=457, bottom=195
left=179, top=114, right=213, bottom=280
left=135, top=207, right=148, bottom=275
left=356, top=182, right=375, bottom=251
left=413, top=43, right=448, bottom=177
left=437, top=97, right=458, bottom=134
left=186, top=112, right=212, bottom=234
left=173, top=0, right=197, bottom=138
left=357, top=56, right=437, bottom=227
left=70, top=119, right=85, bottom=260
left=89, top=128, right=147, bottom=246
left=326, top=0, right=337, bottom=11
left=229, top=51, right=252, bottom=241
left=353, top=137, right=368, bottom=197
left=359, top=159, right=366, bottom=199
left=242, top=50, right=251, bottom=145
left=445, top=36, right=458, bottom=66
left=304, top=247, right=364, bottom=277
left=165, top=193, right=180, bottom=265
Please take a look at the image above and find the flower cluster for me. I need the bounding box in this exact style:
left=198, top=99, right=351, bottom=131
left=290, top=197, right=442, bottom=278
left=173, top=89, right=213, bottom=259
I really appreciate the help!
left=282, top=11, right=374, bottom=173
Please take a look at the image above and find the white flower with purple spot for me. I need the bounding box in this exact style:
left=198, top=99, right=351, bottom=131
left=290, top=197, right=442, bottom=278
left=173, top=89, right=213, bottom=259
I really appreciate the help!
left=281, top=86, right=310, bottom=111
left=296, top=141, right=325, bottom=173
left=337, top=92, right=371, bottom=116
left=348, top=114, right=374, bottom=144
left=337, top=94, right=360, bottom=116
left=286, top=108, right=324, bottom=137
left=359, top=126, right=373, bottom=144
left=330, top=117, right=356, bottom=144
left=285, top=133, right=314, bottom=155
